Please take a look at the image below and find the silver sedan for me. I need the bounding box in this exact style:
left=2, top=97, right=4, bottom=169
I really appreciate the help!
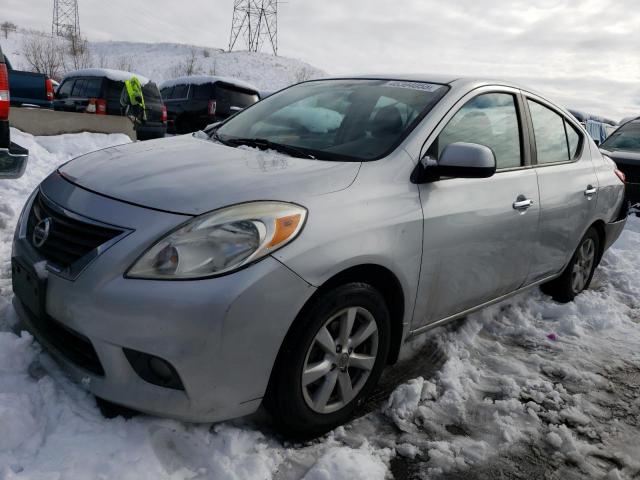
left=11, top=76, right=627, bottom=438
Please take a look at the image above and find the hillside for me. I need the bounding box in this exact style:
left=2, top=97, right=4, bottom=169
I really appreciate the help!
left=1, top=29, right=325, bottom=91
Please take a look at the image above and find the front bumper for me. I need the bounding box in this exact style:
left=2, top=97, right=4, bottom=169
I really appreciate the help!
left=12, top=172, right=315, bottom=422
left=0, top=142, right=29, bottom=179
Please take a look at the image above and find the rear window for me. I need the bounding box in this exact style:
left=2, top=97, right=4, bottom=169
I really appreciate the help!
left=160, top=86, right=173, bottom=99
left=172, top=84, right=189, bottom=99
left=57, top=79, right=74, bottom=99
left=193, top=83, right=213, bottom=100
left=215, top=84, right=259, bottom=110
left=142, top=83, right=162, bottom=106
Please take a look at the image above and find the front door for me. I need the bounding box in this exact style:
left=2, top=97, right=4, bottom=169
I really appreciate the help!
left=413, top=90, right=540, bottom=328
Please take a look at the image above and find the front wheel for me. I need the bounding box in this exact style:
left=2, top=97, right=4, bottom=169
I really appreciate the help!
left=265, top=283, right=390, bottom=439
left=541, top=227, right=600, bottom=303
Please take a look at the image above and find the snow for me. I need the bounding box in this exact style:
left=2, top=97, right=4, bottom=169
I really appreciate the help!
left=62, top=68, right=151, bottom=86
left=160, top=75, right=258, bottom=93
left=2, top=29, right=325, bottom=92
left=1, top=128, right=640, bottom=478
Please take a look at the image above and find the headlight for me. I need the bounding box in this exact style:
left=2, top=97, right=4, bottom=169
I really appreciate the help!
left=127, top=201, right=307, bottom=279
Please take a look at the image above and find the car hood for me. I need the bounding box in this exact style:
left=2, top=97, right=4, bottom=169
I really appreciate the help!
left=59, top=135, right=361, bottom=215
left=600, top=148, right=640, bottom=166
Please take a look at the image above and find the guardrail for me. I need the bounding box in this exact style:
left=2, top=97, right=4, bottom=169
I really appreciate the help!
left=9, top=107, right=136, bottom=140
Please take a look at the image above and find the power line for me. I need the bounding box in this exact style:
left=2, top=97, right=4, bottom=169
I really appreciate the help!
left=52, top=0, right=80, bottom=38
left=229, top=0, right=278, bottom=55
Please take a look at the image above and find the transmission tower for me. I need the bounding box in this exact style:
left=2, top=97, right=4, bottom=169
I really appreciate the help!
left=229, top=0, right=278, bottom=55
left=52, top=0, right=80, bottom=38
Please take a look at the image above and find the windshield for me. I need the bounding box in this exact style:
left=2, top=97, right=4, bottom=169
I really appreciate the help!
left=215, top=79, right=448, bottom=161
left=601, top=122, right=640, bottom=153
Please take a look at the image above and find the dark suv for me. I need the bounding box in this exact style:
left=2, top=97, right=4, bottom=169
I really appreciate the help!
left=160, top=76, right=259, bottom=134
left=600, top=118, right=640, bottom=205
left=54, top=69, right=167, bottom=140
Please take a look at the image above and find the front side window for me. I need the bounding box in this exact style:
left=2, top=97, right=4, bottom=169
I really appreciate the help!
left=528, top=100, right=581, bottom=164
left=601, top=121, right=640, bottom=153
left=431, top=93, right=522, bottom=169
left=57, top=79, right=74, bottom=99
left=216, top=79, right=448, bottom=161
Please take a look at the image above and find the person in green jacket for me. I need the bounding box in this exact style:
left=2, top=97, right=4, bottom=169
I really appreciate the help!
left=121, top=76, right=147, bottom=124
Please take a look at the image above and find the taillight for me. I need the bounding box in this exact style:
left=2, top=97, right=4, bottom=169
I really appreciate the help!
left=0, top=63, right=9, bottom=120
left=615, top=168, right=626, bottom=184
left=45, top=78, right=54, bottom=101
left=96, top=99, right=107, bottom=115
left=208, top=100, right=217, bottom=117
left=161, top=104, right=167, bottom=123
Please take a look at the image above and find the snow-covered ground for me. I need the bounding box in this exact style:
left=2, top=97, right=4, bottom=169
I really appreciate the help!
left=2, top=29, right=325, bottom=92
left=1, top=130, right=639, bottom=479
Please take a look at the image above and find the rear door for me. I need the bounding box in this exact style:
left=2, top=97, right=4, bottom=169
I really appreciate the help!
left=523, top=95, right=599, bottom=282
left=413, top=88, right=541, bottom=328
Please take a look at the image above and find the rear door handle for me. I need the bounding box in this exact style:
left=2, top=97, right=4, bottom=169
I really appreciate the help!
left=584, top=185, right=597, bottom=198
left=513, top=197, right=534, bottom=211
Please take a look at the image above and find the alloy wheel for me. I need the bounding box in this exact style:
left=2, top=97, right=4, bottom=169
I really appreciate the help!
left=301, top=306, right=379, bottom=414
left=571, top=237, right=595, bottom=293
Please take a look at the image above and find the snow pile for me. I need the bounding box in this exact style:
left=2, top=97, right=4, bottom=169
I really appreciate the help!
left=3, top=29, right=325, bottom=92
left=1, top=129, right=640, bottom=479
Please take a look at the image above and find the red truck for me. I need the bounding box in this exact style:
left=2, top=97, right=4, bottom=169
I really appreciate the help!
left=0, top=43, right=29, bottom=179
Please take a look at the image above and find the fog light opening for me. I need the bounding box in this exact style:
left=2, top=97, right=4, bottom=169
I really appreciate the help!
left=123, top=348, right=185, bottom=391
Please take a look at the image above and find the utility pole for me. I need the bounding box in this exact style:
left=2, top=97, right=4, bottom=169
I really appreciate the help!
left=52, top=0, right=80, bottom=38
left=229, top=0, right=278, bottom=55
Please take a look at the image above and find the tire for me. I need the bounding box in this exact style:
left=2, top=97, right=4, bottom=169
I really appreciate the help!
left=265, top=283, right=391, bottom=439
left=541, top=227, right=600, bottom=303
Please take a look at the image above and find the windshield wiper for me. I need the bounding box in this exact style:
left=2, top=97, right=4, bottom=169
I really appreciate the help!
left=225, top=137, right=316, bottom=160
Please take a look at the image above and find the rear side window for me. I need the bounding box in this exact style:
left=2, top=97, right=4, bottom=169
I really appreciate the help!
left=84, top=78, right=103, bottom=98
left=566, top=124, right=581, bottom=158
left=57, top=79, right=74, bottom=99
left=142, top=83, right=162, bottom=103
left=193, top=84, right=212, bottom=100
left=434, top=93, right=522, bottom=169
left=71, top=78, right=87, bottom=97
left=528, top=100, right=581, bottom=164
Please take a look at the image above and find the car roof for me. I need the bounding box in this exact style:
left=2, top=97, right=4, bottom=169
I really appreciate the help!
left=160, top=75, right=258, bottom=93
left=63, top=68, right=151, bottom=86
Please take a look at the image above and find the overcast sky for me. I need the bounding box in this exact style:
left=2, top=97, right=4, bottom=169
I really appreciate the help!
left=4, top=0, right=639, bottom=119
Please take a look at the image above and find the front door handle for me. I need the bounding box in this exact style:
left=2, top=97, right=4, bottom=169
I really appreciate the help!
left=584, top=185, right=597, bottom=198
left=513, top=196, right=534, bottom=211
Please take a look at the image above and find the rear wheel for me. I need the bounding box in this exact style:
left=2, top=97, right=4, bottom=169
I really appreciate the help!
left=265, top=283, right=390, bottom=439
left=541, top=227, right=600, bottom=303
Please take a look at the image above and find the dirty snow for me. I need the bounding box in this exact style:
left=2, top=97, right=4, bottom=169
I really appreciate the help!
left=1, top=130, right=640, bottom=479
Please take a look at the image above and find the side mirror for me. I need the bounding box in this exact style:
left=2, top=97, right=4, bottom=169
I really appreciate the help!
left=424, top=142, right=496, bottom=179
left=0, top=143, right=29, bottom=180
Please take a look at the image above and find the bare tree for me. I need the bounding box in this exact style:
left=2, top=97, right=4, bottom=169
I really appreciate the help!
left=294, top=66, right=316, bottom=83
left=22, top=34, right=65, bottom=80
left=1, top=21, right=17, bottom=39
left=65, top=33, right=92, bottom=70
left=170, top=48, right=200, bottom=78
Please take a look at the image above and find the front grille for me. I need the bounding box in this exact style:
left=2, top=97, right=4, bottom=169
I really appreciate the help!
left=618, top=163, right=640, bottom=184
left=21, top=301, right=105, bottom=375
left=26, top=192, right=122, bottom=269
